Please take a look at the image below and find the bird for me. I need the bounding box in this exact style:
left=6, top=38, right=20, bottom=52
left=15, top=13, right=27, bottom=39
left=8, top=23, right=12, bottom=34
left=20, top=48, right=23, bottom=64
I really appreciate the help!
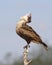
left=16, top=13, right=48, bottom=50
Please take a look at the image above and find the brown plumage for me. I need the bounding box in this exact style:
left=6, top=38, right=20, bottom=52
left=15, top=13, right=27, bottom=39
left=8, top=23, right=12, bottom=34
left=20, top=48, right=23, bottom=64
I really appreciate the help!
left=16, top=13, right=48, bottom=50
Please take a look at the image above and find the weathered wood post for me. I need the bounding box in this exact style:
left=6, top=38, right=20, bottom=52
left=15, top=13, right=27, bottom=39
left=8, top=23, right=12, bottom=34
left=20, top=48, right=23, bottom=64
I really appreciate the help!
left=23, top=46, right=32, bottom=65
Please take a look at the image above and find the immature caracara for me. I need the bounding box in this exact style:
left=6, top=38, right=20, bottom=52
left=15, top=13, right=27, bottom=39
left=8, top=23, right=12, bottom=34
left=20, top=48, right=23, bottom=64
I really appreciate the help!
left=16, top=13, right=48, bottom=50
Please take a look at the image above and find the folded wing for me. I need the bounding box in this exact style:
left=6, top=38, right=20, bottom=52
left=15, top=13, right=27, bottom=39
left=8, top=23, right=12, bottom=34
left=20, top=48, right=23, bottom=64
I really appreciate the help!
left=20, top=25, right=42, bottom=43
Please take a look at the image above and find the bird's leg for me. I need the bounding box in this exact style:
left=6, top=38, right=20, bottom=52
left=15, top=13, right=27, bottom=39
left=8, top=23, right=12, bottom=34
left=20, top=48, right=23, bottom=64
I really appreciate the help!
left=27, top=44, right=30, bottom=48
left=24, top=44, right=30, bottom=49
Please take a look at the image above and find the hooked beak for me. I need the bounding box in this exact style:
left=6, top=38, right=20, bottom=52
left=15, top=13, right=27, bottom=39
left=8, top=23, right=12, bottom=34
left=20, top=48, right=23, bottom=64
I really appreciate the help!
left=27, top=13, right=31, bottom=23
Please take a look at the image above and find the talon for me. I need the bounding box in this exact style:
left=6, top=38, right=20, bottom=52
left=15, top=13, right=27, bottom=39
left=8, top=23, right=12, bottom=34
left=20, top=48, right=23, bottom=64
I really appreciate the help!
left=23, top=45, right=28, bottom=49
left=23, top=45, right=30, bottom=49
left=28, top=45, right=30, bottom=48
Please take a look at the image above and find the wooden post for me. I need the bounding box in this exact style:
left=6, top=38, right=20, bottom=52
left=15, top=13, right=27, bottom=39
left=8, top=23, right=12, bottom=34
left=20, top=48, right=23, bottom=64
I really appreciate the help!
left=23, top=46, right=32, bottom=65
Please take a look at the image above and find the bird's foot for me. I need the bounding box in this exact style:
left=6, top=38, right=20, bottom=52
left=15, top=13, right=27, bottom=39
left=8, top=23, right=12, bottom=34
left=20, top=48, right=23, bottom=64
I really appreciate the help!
left=23, top=45, right=30, bottom=49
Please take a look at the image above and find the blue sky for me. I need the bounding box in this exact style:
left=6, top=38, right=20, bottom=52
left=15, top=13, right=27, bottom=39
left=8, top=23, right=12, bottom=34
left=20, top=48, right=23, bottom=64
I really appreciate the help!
left=0, top=0, right=52, bottom=60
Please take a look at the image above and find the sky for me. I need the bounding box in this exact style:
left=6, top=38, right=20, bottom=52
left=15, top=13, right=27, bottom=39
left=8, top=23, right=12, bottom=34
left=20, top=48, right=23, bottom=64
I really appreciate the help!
left=0, top=0, right=52, bottom=60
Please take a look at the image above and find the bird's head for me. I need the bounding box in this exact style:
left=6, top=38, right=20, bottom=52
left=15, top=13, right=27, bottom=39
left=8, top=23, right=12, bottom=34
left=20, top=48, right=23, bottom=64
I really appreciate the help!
left=20, top=13, right=31, bottom=23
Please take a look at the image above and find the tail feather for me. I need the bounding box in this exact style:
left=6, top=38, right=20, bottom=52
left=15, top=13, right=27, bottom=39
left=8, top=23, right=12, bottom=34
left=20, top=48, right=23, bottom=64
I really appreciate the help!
left=41, top=41, right=48, bottom=50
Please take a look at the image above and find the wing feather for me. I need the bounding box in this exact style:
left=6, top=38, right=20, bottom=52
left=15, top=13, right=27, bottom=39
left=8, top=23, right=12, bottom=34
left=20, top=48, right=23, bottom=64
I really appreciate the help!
left=20, top=25, right=41, bottom=40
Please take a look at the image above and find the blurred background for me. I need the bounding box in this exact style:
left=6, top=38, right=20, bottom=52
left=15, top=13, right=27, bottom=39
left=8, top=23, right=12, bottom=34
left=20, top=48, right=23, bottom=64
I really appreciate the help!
left=0, top=0, right=52, bottom=65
